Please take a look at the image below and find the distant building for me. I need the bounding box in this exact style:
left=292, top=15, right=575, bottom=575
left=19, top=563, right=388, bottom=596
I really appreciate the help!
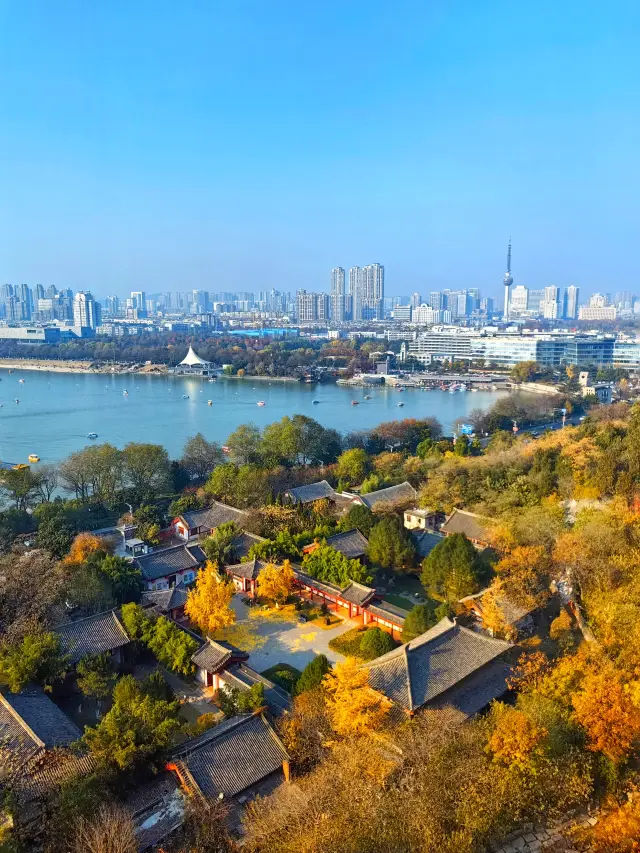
left=330, top=267, right=346, bottom=322
left=578, top=305, right=617, bottom=321
left=502, top=238, right=513, bottom=321
left=130, top=290, right=147, bottom=317
left=563, top=285, right=580, bottom=320
left=296, top=290, right=329, bottom=323
left=72, top=291, right=101, bottom=329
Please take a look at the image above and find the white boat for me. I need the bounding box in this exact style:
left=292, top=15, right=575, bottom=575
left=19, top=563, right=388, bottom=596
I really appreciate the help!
left=18, top=379, right=25, bottom=384
left=87, top=432, right=98, bottom=439
left=207, top=400, right=213, bottom=406
left=123, top=390, right=128, bottom=396
left=257, top=401, right=266, bottom=407
left=398, top=402, right=405, bottom=407
left=182, top=395, right=189, bottom=399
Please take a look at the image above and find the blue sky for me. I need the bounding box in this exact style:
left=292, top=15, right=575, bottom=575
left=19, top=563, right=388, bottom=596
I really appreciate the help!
left=1, top=1, right=639, bottom=299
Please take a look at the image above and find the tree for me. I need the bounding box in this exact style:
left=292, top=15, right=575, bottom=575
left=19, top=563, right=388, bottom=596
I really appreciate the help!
left=146, top=615, right=200, bottom=675
left=337, top=503, right=376, bottom=537
left=71, top=805, right=138, bottom=853
left=0, top=466, right=42, bottom=510
left=132, top=504, right=164, bottom=546
left=36, top=516, right=75, bottom=559
left=0, top=632, right=68, bottom=692
left=215, top=682, right=265, bottom=717
left=76, top=653, right=115, bottom=700
left=367, top=516, right=415, bottom=569
left=571, top=667, right=640, bottom=763
left=185, top=563, right=236, bottom=635
left=202, top=521, right=239, bottom=565
left=402, top=603, right=437, bottom=642
left=205, top=463, right=239, bottom=503
left=167, top=801, right=237, bottom=853
left=335, top=448, right=370, bottom=488
left=510, top=361, right=541, bottom=383
left=34, top=464, right=59, bottom=503
left=97, top=555, right=142, bottom=605
left=83, top=675, right=180, bottom=771
left=168, top=492, right=203, bottom=519
left=487, top=705, right=547, bottom=769
left=122, top=442, right=171, bottom=498
left=359, top=627, right=396, bottom=660
left=0, top=549, right=64, bottom=643
left=295, top=654, right=331, bottom=695
left=302, top=544, right=372, bottom=587
left=63, top=533, right=108, bottom=567
left=181, top=433, right=223, bottom=482
left=256, top=560, right=295, bottom=604
left=322, top=657, right=391, bottom=737
left=493, top=545, right=551, bottom=610
left=226, top=423, right=262, bottom=465
left=421, top=533, right=490, bottom=603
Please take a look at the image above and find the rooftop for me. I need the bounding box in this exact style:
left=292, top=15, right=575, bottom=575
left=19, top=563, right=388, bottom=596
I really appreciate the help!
left=285, top=480, right=336, bottom=504
left=441, top=508, right=491, bottom=543
left=359, top=481, right=417, bottom=510
left=325, top=528, right=369, bottom=559
left=366, top=617, right=512, bottom=714
left=135, top=543, right=206, bottom=582
left=225, top=557, right=268, bottom=581
left=0, top=687, right=81, bottom=752
left=366, top=600, right=408, bottom=626
left=170, top=713, right=289, bottom=799
left=191, top=639, right=249, bottom=674
left=142, top=582, right=189, bottom=613
left=411, top=530, right=443, bottom=559
left=293, top=567, right=375, bottom=606
left=180, top=502, right=248, bottom=531
left=179, top=345, right=209, bottom=366
left=55, top=609, right=130, bottom=663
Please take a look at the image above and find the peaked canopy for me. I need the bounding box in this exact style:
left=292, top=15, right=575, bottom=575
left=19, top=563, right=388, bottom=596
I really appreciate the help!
left=180, top=345, right=209, bottom=366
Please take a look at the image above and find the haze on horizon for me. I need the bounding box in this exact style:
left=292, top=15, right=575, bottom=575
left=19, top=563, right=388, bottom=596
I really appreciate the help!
left=1, top=0, right=639, bottom=300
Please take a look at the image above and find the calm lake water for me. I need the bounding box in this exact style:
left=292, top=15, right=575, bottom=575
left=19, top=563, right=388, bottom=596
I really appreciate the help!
left=0, top=368, right=506, bottom=465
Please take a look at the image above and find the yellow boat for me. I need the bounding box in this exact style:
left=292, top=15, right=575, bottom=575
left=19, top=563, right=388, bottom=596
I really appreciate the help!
left=28, top=454, right=40, bottom=463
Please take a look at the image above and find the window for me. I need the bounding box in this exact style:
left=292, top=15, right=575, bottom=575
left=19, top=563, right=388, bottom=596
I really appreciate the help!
left=183, top=570, right=195, bottom=584
left=155, top=580, right=169, bottom=590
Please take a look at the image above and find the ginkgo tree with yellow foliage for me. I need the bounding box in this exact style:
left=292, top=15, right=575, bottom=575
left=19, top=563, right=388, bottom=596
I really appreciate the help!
left=322, top=656, right=391, bottom=737
left=185, top=561, right=236, bottom=636
left=256, top=559, right=295, bottom=605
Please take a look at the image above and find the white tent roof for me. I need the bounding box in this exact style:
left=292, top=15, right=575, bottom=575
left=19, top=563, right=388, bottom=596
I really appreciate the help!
left=180, top=345, right=209, bottom=366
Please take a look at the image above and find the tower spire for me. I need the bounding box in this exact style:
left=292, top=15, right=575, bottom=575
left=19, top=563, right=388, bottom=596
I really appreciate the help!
left=506, top=237, right=512, bottom=273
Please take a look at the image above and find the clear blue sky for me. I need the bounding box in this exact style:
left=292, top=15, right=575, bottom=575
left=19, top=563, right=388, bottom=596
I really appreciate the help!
left=1, top=1, right=639, bottom=299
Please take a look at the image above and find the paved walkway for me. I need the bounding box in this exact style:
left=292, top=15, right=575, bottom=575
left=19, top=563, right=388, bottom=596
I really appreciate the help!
left=226, top=597, right=354, bottom=672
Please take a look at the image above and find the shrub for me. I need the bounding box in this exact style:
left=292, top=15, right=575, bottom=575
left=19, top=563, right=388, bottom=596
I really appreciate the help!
left=359, top=627, right=397, bottom=660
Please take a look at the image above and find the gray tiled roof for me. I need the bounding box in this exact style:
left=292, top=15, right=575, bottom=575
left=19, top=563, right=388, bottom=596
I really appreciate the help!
left=55, top=610, right=130, bottom=663
left=366, top=601, right=407, bottom=626
left=135, top=543, right=206, bottom=582
left=286, top=480, right=335, bottom=504
left=292, top=568, right=374, bottom=605
left=9, top=749, right=96, bottom=804
left=459, top=588, right=536, bottom=626
left=181, top=502, right=247, bottom=531
left=0, top=689, right=81, bottom=749
left=366, top=617, right=512, bottom=713
left=231, top=531, right=266, bottom=561
left=171, top=713, right=289, bottom=798
left=339, top=581, right=376, bottom=607
left=192, top=640, right=248, bottom=674
left=411, top=530, right=443, bottom=559
left=142, top=582, right=189, bottom=613
left=441, top=509, right=490, bottom=543
left=225, top=558, right=267, bottom=581
left=326, top=529, right=369, bottom=559
left=359, top=482, right=417, bottom=510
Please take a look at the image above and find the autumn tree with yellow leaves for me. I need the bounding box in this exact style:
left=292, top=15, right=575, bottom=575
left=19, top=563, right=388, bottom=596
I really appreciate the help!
left=256, top=560, right=295, bottom=605
left=185, top=561, right=236, bottom=636
left=63, top=532, right=108, bottom=566
left=322, top=657, right=391, bottom=737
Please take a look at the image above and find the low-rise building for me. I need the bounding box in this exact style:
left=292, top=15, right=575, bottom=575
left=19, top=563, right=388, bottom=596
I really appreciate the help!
left=366, top=617, right=512, bottom=718
left=440, top=508, right=492, bottom=549
left=55, top=609, right=130, bottom=665
left=284, top=480, right=337, bottom=505
left=348, top=481, right=418, bottom=511
left=404, top=508, right=444, bottom=531
left=172, top=502, right=248, bottom=541
left=134, top=542, right=207, bottom=590
left=302, top=528, right=369, bottom=562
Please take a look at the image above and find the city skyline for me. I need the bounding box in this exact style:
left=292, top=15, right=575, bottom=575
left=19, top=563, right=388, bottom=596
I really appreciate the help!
left=2, top=2, right=639, bottom=296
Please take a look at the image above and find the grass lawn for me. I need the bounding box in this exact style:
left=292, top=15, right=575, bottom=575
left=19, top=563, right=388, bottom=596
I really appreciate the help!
left=328, top=626, right=399, bottom=661
left=261, top=663, right=302, bottom=694
left=309, top=613, right=343, bottom=629
left=381, top=593, right=414, bottom=612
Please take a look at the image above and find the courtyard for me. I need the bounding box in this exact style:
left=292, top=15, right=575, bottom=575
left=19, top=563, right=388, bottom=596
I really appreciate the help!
left=213, top=595, right=356, bottom=672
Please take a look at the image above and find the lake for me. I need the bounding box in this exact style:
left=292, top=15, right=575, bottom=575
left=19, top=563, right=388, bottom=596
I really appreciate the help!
left=0, top=368, right=506, bottom=465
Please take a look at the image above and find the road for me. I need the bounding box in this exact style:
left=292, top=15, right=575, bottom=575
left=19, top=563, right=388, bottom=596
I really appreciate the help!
left=477, top=415, right=584, bottom=448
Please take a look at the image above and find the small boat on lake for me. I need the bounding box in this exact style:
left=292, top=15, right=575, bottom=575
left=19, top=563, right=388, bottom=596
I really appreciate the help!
left=257, top=401, right=266, bottom=406
left=398, top=402, right=405, bottom=407
left=351, top=400, right=359, bottom=406
left=18, top=379, right=25, bottom=384
left=87, top=432, right=98, bottom=439
left=312, top=399, right=320, bottom=404
left=364, top=395, right=371, bottom=400
left=28, top=454, right=40, bottom=463
left=182, top=395, right=189, bottom=399
left=207, top=400, right=213, bottom=406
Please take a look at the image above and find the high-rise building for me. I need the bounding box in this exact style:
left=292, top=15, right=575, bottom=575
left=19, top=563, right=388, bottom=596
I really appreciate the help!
left=429, top=291, right=444, bottom=310
left=541, top=286, right=560, bottom=319
left=105, top=295, right=120, bottom=315
left=503, top=238, right=513, bottom=321
left=578, top=305, right=616, bottom=321
left=410, top=292, right=422, bottom=309
left=73, top=291, right=101, bottom=329
left=527, top=289, right=545, bottom=314
left=35, top=284, right=45, bottom=301
left=348, top=267, right=362, bottom=321
left=130, top=291, right=147, bottom=317
left=589, top=293, right=608, bottom=308
left=563, top=285, right=580, bottom=320
left=330, top=267, right=346, bottom=322
left=296, top=290, right=329, bottom=323
left=510, top=286, right=529, bottom=315
left=361, top=263, right=384, bottom=319
left=480, top=297, right=495, bottom=315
